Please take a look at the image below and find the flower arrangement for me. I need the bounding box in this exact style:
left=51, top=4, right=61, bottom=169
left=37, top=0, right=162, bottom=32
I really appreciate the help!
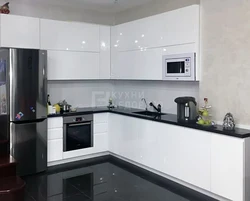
left=197, top=98, right=213, bottom=126
left=0, top=2, right=10, bottom=14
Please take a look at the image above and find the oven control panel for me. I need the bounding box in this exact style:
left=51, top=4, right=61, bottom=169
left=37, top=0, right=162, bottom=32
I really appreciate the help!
left=75, top=117, right=83, bottom=122
left=63, top=114, right=93, bottom=124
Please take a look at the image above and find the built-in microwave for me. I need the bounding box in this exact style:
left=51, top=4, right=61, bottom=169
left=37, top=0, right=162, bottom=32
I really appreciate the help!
left=162, top=53, right=196, bottom=81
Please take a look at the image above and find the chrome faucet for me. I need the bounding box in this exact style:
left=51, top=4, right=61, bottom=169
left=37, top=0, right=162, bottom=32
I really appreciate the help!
left=150, top=102, right=162, bottom=113
left=141, top=98, right=148, bottom=111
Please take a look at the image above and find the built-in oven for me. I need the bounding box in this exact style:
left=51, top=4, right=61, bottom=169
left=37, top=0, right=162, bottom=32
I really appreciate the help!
left=162, top=53, right=196, bottom=81
left=63, top=114, right=93, bottom=152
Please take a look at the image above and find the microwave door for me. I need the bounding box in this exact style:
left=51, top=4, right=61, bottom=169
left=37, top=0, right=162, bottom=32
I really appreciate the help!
left=165, top=58, right=191, bottom=77
left=167, top=61, right=185, bottom=74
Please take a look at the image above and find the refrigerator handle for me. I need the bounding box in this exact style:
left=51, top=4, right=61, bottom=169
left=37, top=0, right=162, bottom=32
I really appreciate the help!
left=12, top=118, right=47, bottom=124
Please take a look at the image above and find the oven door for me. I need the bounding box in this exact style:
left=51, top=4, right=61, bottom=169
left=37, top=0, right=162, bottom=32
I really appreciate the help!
left=63, top=121, right=93, bottom=152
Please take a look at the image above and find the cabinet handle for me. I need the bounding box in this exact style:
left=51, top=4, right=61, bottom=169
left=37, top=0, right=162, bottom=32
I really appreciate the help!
left=68, top=122, right=91, bottom=127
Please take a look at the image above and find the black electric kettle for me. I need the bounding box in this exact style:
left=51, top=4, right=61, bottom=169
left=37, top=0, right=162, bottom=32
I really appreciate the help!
left=174, top=97, right=197, bottom=123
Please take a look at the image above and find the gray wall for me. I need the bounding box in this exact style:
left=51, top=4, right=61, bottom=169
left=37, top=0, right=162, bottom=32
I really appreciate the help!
left=200, top=0, right=250, bottom=125
left=115, top=0, right=199, bottom=24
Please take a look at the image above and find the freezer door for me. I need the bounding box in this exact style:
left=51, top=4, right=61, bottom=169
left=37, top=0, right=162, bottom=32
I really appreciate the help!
left=10, top=49, right=47, bottom=122
left=10, top=119, right=47, bottom=176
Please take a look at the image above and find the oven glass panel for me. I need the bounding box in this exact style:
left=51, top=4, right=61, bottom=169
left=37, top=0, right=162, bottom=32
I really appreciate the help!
left=167, top=61, right=185, bottom=74
left=66, top=122, right=92, bottom=151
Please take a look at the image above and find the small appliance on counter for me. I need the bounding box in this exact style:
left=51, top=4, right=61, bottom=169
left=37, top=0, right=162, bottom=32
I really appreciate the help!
left=174, top=96, right=197, bottom=123
left=58, top=100, right=72, bottom=113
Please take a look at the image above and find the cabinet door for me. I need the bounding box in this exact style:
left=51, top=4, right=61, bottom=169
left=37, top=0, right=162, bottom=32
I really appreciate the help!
left=211, top=134, right=244, bottom=201
left=47, top=50, right=99, bottom=80
left=94, top=133, right=108, bottom=152
left=48, top=128, right=63, bottom=140
left=111, top=5, right=199, bottom=52
left=139, top=122, right=211, bottom=191
left=111, top=48, right=162, bottom=80
left=48, top=139, right=63, bottom=162
left=48, top=117, right=63, bottom=129
left=177, top=127, right=211, bottom=191
left=99, top=26, right=110, bottom=79
left=108, top=114, right=123, bottom=155
left=111, top=44, right=197, bottom=80
left=0, top=14, right=40, bottom=49
left=40, top=19, right=99, bottom=52
left=109, top=114, right=138, bottom=159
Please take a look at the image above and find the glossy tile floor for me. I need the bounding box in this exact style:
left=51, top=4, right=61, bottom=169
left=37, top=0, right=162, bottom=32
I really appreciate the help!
left=23, top=157, right=218, bottom=201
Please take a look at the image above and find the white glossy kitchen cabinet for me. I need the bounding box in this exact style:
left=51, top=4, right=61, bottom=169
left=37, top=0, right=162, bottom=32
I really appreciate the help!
left=99, top=26, right=111, bottom=79
left=93, top=113, right=108, bottom=152
left=108, top=114, right=210, bottom=191
left=111, top=5, right=200, bottom=80
left=211, top=134, right=245, bottom=201
left=111, top=43, right=196, bottom=80
left=175, top=127, right=211, bottom=191
left=111, top=5, right=199, bottom=52
left=111, top=48, right=162, bottom=80
left=0, top=14, right=40, bottom=49
left=109, top=114, right=139, bottom=161
left=48, top=139, right=63, bottom=162
left=47, top=50, right=99, bottom=80
left=48, top=117, right=63, bottom=162
left=40, top=19, right=99, bottom=52
left=48, top=117, right=63, bottom=129
left=48, top=128, right=63, bottom=140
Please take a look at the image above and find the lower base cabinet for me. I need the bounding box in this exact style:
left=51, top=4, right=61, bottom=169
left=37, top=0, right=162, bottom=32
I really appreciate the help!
left=108, top=114, right=211, bottom=191
left=109, top=113, right=248, bottom=201
left=48, top=139, right=63, bottom=162
left=47, top=113, right=248, bottom=201
left=211, top=134, right=245, bottom=201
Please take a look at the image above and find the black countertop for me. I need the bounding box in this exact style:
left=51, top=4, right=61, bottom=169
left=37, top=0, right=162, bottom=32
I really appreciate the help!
left=48, top=107, right=250, bottom=138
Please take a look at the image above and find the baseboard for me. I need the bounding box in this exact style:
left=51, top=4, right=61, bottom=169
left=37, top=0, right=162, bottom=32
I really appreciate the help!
left=47, top=152, right=109, bottom=171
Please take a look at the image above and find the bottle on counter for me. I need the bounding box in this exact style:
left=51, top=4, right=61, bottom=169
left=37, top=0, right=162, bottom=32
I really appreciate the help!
left=47, top=94, right=51, bottom=106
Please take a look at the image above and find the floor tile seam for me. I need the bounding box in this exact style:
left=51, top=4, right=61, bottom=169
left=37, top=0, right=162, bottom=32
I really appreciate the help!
left=67, top=182, right=92, bottom=199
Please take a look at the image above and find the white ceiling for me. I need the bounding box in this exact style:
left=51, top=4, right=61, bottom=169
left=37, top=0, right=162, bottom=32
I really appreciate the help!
left=13, top=0, right=153, bottom=13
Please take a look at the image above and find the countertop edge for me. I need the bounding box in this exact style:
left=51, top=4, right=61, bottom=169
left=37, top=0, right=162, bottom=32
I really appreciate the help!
left=48, top=109, right=250, bottom=139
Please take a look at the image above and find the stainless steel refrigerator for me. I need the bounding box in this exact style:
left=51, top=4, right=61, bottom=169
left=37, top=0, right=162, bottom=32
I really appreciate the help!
left=0, top=48, right=47, bottom=176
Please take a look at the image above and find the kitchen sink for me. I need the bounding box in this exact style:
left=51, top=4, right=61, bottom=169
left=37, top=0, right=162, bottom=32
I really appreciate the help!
left=133, top=111, right=166, bottom=116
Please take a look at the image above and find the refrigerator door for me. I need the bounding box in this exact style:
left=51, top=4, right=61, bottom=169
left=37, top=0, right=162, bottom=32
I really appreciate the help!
left=10, top=49, right=47, bottom=122
left=10, top=119, right=47, bottom=176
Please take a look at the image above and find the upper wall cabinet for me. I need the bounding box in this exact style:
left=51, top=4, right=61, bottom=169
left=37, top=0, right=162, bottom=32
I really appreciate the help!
left=111, top=5, right=199, bottom=52
left=47, top=51, right=99, bottom=80
left=0, top=14, right=40, bottom=49
left=99, top=26, right=111, bottom=79
left=40, top=19, right=100, bottom=52
left=111, top=5, right=200, bottom=80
